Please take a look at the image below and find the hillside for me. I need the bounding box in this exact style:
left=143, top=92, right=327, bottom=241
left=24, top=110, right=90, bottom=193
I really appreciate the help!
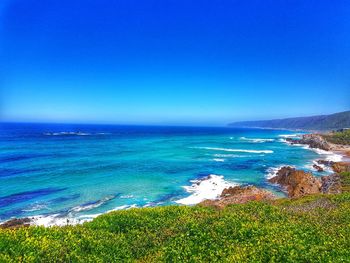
left=229, top=111, right=350, bottom=131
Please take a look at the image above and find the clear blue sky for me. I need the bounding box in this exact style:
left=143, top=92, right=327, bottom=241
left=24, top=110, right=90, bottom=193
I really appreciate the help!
left=1, top=0, right=349, bottom=125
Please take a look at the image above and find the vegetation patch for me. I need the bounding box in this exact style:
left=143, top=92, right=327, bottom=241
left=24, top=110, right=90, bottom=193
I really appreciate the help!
left=340, top=172, right=350, bottom=192
left=1, top=193, right=350, bottom=262
left=323, top=129, right=350, bottom=145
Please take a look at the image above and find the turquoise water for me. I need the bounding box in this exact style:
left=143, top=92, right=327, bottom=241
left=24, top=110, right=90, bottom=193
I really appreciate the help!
left=0, top=123, right=336, bottom=225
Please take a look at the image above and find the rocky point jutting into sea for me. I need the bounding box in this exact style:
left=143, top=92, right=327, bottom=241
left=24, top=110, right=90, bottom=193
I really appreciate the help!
left=198, top=133, right=350, bottom=209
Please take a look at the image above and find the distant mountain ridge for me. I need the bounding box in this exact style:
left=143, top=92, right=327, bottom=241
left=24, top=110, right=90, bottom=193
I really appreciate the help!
left=229, top=111, right=350, bottom=131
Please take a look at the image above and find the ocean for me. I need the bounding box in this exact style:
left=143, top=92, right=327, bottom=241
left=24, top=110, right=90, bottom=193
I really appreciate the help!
left=0, top=123, right=342, bottom=226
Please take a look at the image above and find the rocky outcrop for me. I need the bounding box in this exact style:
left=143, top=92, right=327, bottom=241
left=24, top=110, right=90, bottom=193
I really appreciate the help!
left=286, top=134, right=331, bottom=151
left=316, top=159, right=335, bottom=167
left=316, top=159, right=350, bottom=174
left=268, top=167, right=322, bottom=198
left=268, top=166, right=345, bottom=197
left=313, top=164, right=324, bottom=172
left=331, top=162, right=350, bottom=173
left=199, top=185, right=275, bottom=209
left=321, top=174, right=342, bottom=194
left=0, top=218, right=31, bottom=229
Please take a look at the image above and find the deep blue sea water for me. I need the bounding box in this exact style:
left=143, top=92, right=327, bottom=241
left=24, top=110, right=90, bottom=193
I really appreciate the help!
left=0, top=123, right=340, bottom=225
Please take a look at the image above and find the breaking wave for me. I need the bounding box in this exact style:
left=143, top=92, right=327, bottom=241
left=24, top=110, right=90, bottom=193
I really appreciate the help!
left=175, top=174, right=238, bottom=205
left=194, top=147, right=273, bottom=154
left=278, top=134, right=303, bottom=138
left=240, top=137, right=274, bottom=143
left=43, top=132, right=111, bottom=136
left=31, top=204, right=137, bottom=227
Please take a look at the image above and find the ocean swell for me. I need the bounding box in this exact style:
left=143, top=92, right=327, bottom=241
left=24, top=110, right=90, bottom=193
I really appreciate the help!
left=278, top=134, right=303, bottom=138
left=240, top=137, right=274, bottom=143
left=194, top=147, right=273, bottom=154
left=68, top=195, right=117, bottom=213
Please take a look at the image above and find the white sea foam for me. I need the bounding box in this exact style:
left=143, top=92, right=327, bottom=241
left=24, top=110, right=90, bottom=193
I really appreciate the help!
left=310, top=148, right=343, bottom=162
left=278, top=134, right=303, bottom=138
left=213, top=153, right=253, bottom=158
left=240, top=137, right=274, bottom=143
left=279, top=136, right=343, bottom=162
left=120, top=195, right=134, bottom=199
left=106, top=204, right=137, bottom=213
left=175, top=174, right=238, bottom=205
left=279, top=138, right=291, bottom=144
left=43, top=131, right=111, bottom=136
left=304, top=160, right=333, bottom=173
left=69, top=195, right=115, bottom=213
left=22, top=203, right=48, bottom=212
left=213, top=158, right=225, bottom=162
left=31, top=214, right=86, bottom=227
left=194, top=147, right=273, bottom=154
left=69, top=203, right=101, bottom=213
left=44, top=131, right=91, bottom=136
left=31, top=204, right=137, bottom=227
left=297, top=144, right=342, bottom=162
left=305, top=147, right=342, bottom=162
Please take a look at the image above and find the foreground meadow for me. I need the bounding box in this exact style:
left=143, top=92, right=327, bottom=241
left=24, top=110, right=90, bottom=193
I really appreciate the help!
left=1, top=181, right=350, bottom=262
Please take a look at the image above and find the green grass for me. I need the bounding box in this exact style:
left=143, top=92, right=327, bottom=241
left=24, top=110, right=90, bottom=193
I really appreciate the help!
left=323, top=129, right=350, bottom=145
left=340, top=172, right=350, bottom=192
left=1, top=193, right=350, bottom=262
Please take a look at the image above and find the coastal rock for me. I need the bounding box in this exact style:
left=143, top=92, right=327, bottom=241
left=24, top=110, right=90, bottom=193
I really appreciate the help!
left=321, top=174, right=342, bottom=194
left=268, top=166, right=322, bottom=198
left=199, top=185, right=274, bottom=209
left=313, top=164, right=324, bottom=172
left=316, top=159, right=335, bottom=167
left=286, top=134, right=331, bottom=151
left=0, top=218, right=31, bottom=229
left=331, top=162, right=350, bottom=173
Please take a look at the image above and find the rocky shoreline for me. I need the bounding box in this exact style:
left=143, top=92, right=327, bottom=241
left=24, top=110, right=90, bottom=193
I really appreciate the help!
left=200, top=185, right=275, bottom=209
left=0, top=218, right=31, bottom=229
left=201, top=164, right=348, bottom=209
left=2, top=134, right=350, bottom=228
left=285, top=134, right=331, bottom=151
left=200, top=133, right=350, bottom=208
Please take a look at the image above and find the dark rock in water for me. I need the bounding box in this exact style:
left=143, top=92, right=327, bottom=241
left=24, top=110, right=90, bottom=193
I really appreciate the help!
left=313, top=164, right=324, bottom=172
left=286, top=134, right=331, bottom=151
left=317, top=159, right=335, bottom=167
left=0, top=218, right=31, bottom=229
left=199, top=185, right=275, bottom=209
left=321, top=174, right=342, bottom=194
left=268, top=166, right=322, bottom=198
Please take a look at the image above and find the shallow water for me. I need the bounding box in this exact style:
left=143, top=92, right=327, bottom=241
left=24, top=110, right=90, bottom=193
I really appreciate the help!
left=0, top=123, right=342, bottom=225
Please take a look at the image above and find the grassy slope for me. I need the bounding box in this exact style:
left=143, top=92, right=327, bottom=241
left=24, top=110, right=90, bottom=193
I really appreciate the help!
left=1, top=184, right=350, bottom=262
